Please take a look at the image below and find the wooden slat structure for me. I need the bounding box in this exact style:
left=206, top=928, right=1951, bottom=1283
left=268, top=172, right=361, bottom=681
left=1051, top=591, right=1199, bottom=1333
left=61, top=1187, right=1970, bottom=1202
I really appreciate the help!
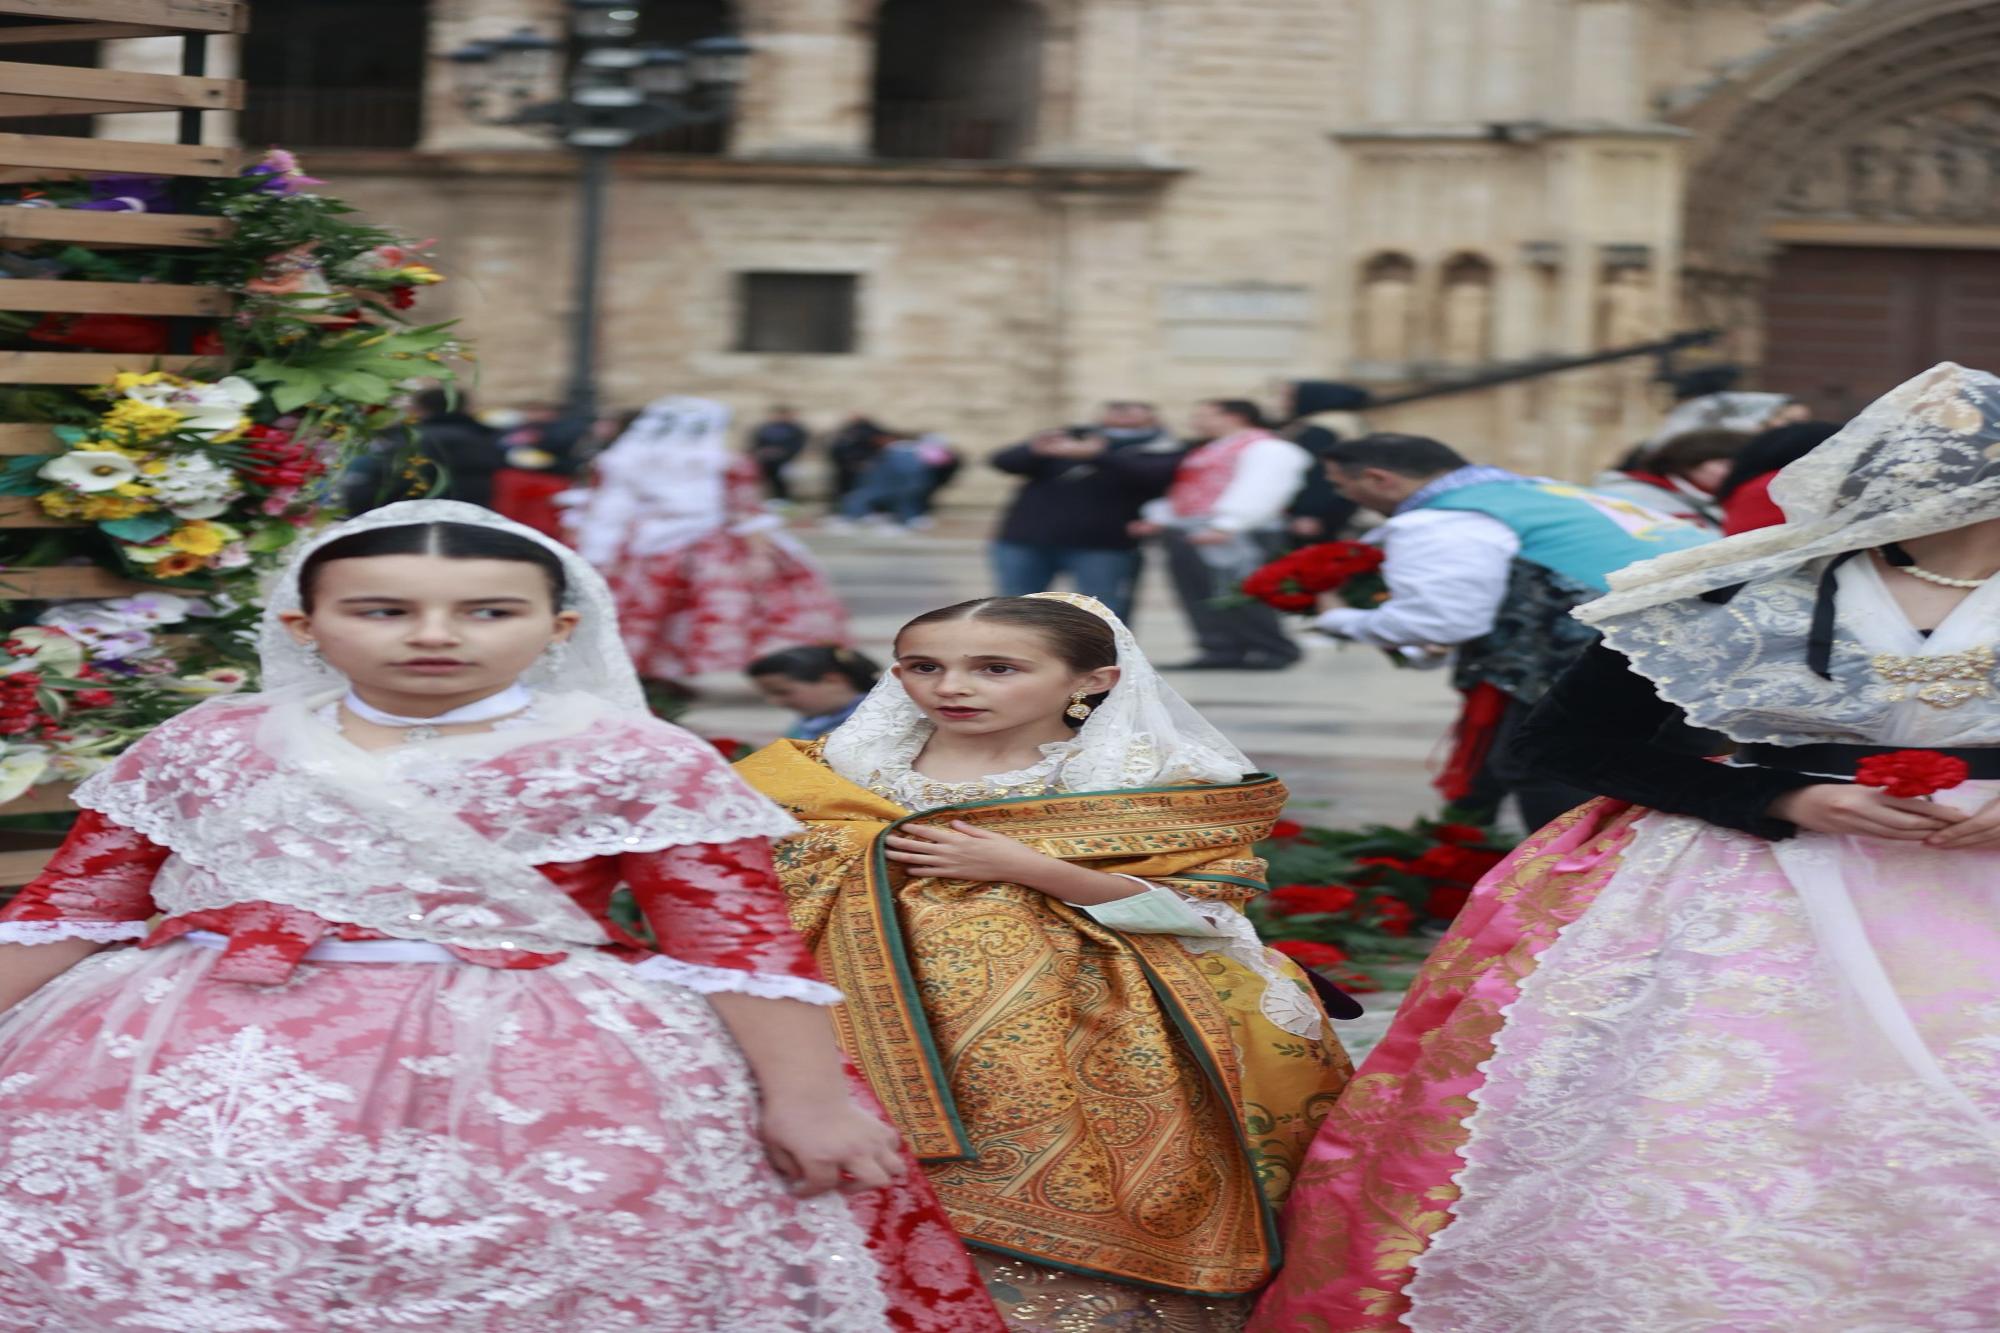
left=0, top=277, right=229, bottom=315
left=0, top=1, right=246, bottom=34
left=0, top=2, right=246, bottom=878
left=0, top=351, right=212, bottom=383
left=0, top=207, right=233, bottom=247
left=0, top=131, right=245, bottom=177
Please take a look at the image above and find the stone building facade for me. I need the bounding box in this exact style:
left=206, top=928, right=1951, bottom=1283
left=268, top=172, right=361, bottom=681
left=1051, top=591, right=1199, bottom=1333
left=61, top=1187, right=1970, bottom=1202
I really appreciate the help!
left=102, top=0, right=2000, bottom=479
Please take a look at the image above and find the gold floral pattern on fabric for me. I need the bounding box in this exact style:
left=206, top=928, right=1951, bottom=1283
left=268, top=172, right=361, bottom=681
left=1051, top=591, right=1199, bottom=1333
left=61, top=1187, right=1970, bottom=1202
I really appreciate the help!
left=737, top=740, right=1349, bottom=1298
left=1872, top=645, right=1996, bottom=709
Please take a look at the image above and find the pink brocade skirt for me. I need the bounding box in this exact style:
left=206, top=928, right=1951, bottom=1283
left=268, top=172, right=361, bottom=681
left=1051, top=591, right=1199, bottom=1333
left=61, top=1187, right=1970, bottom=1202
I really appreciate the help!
left=1252, top=798, right=2000, bottom=1333
left=0, top=942, right=996, bottom=1332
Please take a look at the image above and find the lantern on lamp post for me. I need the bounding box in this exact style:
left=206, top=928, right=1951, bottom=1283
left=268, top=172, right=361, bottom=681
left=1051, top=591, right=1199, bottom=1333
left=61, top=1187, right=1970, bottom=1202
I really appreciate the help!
left=445, top=5, right=751, bottom=420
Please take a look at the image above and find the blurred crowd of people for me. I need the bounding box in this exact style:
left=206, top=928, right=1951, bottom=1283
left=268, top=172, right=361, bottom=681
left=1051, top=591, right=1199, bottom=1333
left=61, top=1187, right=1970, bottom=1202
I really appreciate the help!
left=335, top=366, right=1842, bottom=767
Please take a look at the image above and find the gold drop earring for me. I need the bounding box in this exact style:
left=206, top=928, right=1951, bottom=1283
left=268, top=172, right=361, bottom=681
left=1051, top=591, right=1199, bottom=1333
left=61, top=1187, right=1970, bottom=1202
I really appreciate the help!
left=1066, top=690, right=1093, bottom=721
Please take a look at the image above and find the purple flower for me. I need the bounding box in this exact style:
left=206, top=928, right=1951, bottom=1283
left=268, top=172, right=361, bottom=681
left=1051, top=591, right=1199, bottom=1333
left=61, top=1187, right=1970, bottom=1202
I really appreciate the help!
left=77, top=176, right=175, bottom=214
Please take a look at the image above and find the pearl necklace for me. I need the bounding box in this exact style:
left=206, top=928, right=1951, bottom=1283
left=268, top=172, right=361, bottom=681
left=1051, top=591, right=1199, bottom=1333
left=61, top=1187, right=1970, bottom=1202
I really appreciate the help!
left=1881, top=548, right=1996, bottom=590
left=342, top=683, right=534, bottom=743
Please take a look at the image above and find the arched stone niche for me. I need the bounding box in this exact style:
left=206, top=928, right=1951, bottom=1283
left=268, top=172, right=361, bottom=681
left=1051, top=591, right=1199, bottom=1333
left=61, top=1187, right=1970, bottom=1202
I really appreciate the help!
left=1437, top=252, right=1496, bottom=367
left=1674, top=0, right=2000, bottom=365
left=1356, top=251, right=1419, bottom=365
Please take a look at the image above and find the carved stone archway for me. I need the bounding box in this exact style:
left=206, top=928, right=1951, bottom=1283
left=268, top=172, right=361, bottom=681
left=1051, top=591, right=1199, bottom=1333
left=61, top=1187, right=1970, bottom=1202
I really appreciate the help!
left=1672, top=0, right=2000, bottom=369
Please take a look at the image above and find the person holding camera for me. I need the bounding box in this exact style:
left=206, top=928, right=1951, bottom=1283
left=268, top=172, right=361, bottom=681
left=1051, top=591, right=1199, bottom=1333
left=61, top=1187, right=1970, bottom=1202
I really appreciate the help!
left=987, top=400, right=1185, bottom=622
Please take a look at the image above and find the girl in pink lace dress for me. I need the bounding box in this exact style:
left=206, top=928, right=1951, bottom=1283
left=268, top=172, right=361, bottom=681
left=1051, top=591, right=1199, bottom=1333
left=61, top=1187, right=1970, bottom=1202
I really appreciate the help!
left=1254, top=363, right=2000, bottom=1332
left=564, top=396, right=850, bottom=683
left=0, top=501, right=1000, bottom=1332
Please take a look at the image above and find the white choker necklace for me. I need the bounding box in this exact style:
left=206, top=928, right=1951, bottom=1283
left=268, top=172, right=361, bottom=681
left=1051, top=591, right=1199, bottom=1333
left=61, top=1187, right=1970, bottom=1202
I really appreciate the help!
left=343, top=684, right=534, bottom=742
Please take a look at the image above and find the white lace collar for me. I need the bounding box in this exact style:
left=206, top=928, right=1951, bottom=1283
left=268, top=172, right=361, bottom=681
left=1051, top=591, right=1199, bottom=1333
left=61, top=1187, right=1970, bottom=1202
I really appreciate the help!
left=863, top=726, right=1082, bottom=811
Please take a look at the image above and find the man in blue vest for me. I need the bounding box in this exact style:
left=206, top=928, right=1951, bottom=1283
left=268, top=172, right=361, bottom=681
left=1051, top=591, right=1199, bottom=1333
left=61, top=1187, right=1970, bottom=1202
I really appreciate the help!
left=1314, top=433, right=1714, bottom=830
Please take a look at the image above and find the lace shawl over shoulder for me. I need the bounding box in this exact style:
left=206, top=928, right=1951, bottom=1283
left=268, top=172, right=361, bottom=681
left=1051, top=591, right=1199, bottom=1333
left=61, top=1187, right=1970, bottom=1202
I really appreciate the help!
left=75, top=694, right=800, bottom=952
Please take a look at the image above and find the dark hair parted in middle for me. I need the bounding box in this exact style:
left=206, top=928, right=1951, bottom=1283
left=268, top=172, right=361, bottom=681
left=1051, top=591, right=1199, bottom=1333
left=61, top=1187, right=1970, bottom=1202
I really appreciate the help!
left=896, top=597, right=1118, bottom=726
left=1322, top=433, right=1469, bottom=478
left=298, top=522, right=569, bottom=613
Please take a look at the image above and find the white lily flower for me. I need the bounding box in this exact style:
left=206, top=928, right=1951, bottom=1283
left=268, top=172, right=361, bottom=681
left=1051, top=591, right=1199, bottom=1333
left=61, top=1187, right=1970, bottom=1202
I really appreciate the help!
left=0, top=628, right=83, bottom=677
left=0, top=749, right=51, bottom=804
left=125, top=376, right=261, bottom=440
left=39, top=451, right=139, bottom=493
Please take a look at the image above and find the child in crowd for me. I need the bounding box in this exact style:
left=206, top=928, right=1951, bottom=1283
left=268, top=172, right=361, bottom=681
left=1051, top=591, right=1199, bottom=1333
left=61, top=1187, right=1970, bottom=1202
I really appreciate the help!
left=748, top=644, right=882, bottom=740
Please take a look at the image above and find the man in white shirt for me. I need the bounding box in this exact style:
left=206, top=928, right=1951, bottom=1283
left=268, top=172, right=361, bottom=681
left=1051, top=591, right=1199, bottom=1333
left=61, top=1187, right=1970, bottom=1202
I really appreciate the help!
left=1134, top=399, right=1314, bottom=670
left=1312, top=433, right=1712, bottom=827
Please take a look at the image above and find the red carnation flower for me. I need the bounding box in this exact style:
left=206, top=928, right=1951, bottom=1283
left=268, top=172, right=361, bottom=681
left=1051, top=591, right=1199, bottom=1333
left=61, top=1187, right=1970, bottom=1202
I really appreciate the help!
left=389, top=285, right=418, bottom=310
left=1432, top=822, right=1490, bottom=846
left=1268, top=819, right=1304, bottom=840
left=1423, top=884, right=1473, bottom=920
left=1371, top=895, right=1417, bottom=937
left=1408, top=844, right=1507, bottom=885
left=1354, top=855, right=1413, bottom=875
left=1854, top=749, right=1970, bottom=800
left=1272, top=939, right=1349, bottom=968
left=71, top=689, right=116, bottom=709
left=1264, top=884, right=1359, bottom=917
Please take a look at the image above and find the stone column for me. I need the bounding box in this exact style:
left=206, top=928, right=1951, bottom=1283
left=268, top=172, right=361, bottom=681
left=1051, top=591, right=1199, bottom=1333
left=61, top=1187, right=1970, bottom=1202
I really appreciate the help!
left=1034, top=0, right=1155, bottom=163
left=731, top=0, right=871, bottom=158
left=1049, top=191, right=1160, bottom=419
left=1568, top=0, right=1645, bottom=124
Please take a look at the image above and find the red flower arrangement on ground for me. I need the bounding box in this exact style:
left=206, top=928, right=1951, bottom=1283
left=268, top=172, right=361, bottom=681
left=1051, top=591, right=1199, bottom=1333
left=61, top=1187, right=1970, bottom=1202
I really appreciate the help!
left=1241, top=541, right=1387, bottom=614
left=1248, top=811, right=1519, bottom=994
left=1854, top=749, right=1970, bottom=799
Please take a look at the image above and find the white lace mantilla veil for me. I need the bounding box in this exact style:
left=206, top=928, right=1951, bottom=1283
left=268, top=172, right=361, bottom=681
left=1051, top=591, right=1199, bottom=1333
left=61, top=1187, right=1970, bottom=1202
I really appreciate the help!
left=1575, top=362, right=2000, bottom=743
left=563, top=395, right=732, bottom=569
left=823, top=590, right=1255, bottom=793
left=72, top=499, right=799, bottom=954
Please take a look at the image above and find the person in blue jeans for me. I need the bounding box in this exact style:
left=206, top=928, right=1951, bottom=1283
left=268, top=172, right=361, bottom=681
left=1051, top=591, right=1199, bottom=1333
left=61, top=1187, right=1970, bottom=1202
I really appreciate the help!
left=833, top=434, right=935, bottom=530
left=987, top=402, right=1185, bottom=623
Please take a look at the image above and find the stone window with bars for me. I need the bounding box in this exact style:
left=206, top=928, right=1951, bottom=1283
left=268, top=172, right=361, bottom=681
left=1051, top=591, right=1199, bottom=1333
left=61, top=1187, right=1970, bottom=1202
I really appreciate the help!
left=734, top=273, right=860, bottom=355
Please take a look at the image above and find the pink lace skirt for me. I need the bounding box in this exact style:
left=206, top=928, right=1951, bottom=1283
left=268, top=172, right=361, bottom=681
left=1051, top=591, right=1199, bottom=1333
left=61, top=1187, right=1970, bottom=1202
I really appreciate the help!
left=1257, top=800, right=2000, bottom=1332
left=0, top=941, right=938, bottom=1331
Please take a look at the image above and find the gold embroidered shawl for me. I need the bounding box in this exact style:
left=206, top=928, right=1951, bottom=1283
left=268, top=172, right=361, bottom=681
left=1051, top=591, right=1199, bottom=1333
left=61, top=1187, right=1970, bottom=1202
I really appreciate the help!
left=737, top=739, right=1350, bottom=1295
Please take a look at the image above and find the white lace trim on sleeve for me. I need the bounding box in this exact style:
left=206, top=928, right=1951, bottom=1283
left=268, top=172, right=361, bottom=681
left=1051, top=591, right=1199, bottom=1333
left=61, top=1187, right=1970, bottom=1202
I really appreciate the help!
left=627, top=954, right=843, bottom=1005
left=0, top=919, right=148, bottom=947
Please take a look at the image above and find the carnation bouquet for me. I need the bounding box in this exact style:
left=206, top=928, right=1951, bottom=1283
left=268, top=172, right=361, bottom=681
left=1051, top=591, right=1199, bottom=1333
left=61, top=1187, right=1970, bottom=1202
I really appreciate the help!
left=1240, top=540, right=1387, bottom=614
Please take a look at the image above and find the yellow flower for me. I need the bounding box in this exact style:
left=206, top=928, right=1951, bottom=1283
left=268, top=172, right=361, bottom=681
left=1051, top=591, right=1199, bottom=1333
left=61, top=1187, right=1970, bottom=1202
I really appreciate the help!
left=151, top=551, right=206, bottom=577
left=100, top=398, right=188, bottom=444
left=112, top=481, right=155, bottom=498
left=167, top=521, right=228, bottom=556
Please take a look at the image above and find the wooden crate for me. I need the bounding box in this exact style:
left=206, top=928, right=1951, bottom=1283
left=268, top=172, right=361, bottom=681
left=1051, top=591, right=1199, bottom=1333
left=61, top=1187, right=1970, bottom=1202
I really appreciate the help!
left=0, top=4, right=248, bottom=868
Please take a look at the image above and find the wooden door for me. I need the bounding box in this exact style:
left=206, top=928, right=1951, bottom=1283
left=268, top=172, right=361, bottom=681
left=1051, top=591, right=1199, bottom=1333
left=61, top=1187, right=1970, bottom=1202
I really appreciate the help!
left=1761, top=244, right=2000, bottom=417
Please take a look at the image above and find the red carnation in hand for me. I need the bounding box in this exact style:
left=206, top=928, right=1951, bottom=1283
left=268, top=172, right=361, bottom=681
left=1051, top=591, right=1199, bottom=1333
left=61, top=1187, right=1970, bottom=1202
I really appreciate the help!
left=1854, top=749, right=1970, bottom=800
left=1273, top=939, right=1349, bottom=968
left=1264, top=884, right=1360, bottom=917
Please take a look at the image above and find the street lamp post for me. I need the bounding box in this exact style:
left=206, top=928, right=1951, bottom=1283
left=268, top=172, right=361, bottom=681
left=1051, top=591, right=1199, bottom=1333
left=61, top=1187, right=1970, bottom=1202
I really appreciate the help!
left=446, top=4, right=751, bottom=422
